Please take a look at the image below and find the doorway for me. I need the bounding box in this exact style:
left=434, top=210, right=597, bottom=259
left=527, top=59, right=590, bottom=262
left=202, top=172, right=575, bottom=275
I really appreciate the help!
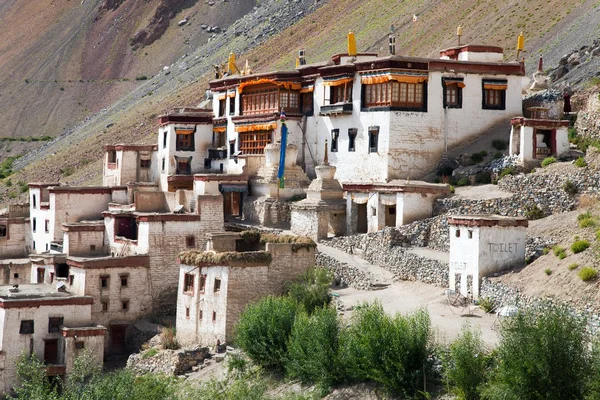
left=385, top=205, right=396, bottom=228
left=44, top=339, right=59, bottom=364
left=224, top=192, right=242, bottom=218
left=356, top=203, right=368, bottom=233
left=37, top=268, right=45, bottom=283
left=110, top=325, right=127, bottom=354
left=534, top=129, right=554, bottom=159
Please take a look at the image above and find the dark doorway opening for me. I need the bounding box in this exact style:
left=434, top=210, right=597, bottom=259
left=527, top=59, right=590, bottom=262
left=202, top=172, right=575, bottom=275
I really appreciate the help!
left=44, top=339, right=59, bottom=364
left=110, top=325, right=127, bottom=354
left=224, top=192, right=242, bottom=218
left=356, top=203, right=368, bottom=233
left=56, top=264, right=69, bottom=279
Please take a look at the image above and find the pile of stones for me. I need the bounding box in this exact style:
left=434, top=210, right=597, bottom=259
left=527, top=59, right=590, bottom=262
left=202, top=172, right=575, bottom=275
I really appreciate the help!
left=127, top=346, right=210, bottom=376
left=316, top=251, right=372, bottom=290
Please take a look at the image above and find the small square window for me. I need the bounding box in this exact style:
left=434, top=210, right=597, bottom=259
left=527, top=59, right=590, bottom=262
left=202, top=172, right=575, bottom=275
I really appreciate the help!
left=348, top=128, right=357, bottom=152
left=212, top=311, right=217, bottom=322
left=214, top=278, right=221, bottom=293
left=184, top=273, right=195, bottom=294
left=186, top=236, right=195, bottom=248
left=32, top=218, right=37, bottom=233
left=101, top=276, right=109, bottom=288
left=368, top=126, right=379, bottom=153
left=69, top=275, right=74, bottom=285
left=13, top=273, right=18, bottom=279
left=75, top=341, right=85, bottom=350
left=50, top=272, right=54, bottom=283
left=468, top=230, right=473, bottom=239
left=0, top=225, right=7, bottom=238
left=455, top=229, right=461, bottom=238
left=120, top=275, right=128, bottom=287
left=122, top=301, right=129, bottom=311
left=199, top=310, right=203, bottom=320
left=48, top=317, right=64, bottom=333
left=45, top=219, right=50, bottom=233
left=90, top=244, right=96, bottom=251
left=20, top=320, right=34, bottom=334
left=101, top=301, right=109, bottom=312
left=330, top=129, right=339, bottom=153
left=140, top=159, right=151, bottom=169
left=185, top=307, right=190, bottom=319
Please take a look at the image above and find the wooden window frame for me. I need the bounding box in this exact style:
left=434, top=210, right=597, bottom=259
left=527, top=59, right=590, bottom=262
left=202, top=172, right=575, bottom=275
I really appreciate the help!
left=183, top=273, right=195, bottom=294
left=362, top=81, right=427, bottom=111
left=100, top=275, right=109, bottom=289
left=368, top=126, right=379, bottom=153
left=329, top=83, right=352, bottom=104
left=239, top=130, right=272, bottom=155
left=229, top=96, right=235, bottom=116
left=348, top=128, right=357, bottom=152
left=186, top=236, right=195, bottom=248
left=482, top=80, right=507, bottom=110
left=442, top=79, right=463, bottom=109
left=300, top=92, right=314, bottom=116
left=176, top=132, right=195, bottom=151
left=331, top=129, right=339, bottom=152
left=48, top=317, right=64, bottom=333
left=20, top=320, right=34, bottom=334
left=241, top=86, right=279, bottom=115
left=140, top=159, right=151, bottom=169
left=120, top=274, right=129, bottom=287
left=219, top=99, right=227, bottom=117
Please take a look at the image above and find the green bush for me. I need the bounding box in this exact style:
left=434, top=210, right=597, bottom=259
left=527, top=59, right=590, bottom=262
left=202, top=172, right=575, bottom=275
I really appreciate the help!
left=338, top=302, right=432, bottom=397
left=160, top=326, right=179, bottom=350
left=571, top=239, right=590, bottom=254
left=136, top=75, right=148, bottom=81
left=236, top=296, right=298, bottom=372
left=479, top=150, right=488, bottom=157
left=578, top=266, right=598, bottom=282
left=476, top=171, right=492, bottom=184
left=541, top=156, right=557, bottom=167
left=286, top=267, right=332, bottom=314
left=575, top=156, right=588, bottom=168
left=568, top=127, right=578, bottom=141
left=444, top=326, right=490, bottom=400
left=568, top=263, right=579, bottom=271
left=498, top=167, right=515, bottom=179
left=491, top=139, right=507, bottom=151
left=481, top=307, right=592, bottom=400
left=544, top=268, right=552, bottom=276
left=470, top=152, right=484, bottom=164
left=558, top=252, right=567, bottom=260
left=478, top=297, right=496, bottom=313
left=524, top=205, right=544, bottom=220
left=578, top=211, right=593, bottom=221
left=552, top=246, right=565, bottom=257
left=579, top=217, right=596, bottom=228
left=285, top=307, right=340, bottom=388
left=563, top=179, right=578, bottom=196
left=142, top=348, right=158, bottom=359
left=493, top=151, right=504, bottom=159
left=456, top=177, right=470, bottom=186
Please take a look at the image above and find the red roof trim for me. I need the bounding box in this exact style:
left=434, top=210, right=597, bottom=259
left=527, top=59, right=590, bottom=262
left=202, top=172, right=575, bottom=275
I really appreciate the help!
left=67, top=255, right=150, bottom=268
left=0, top=296, right=94, bottom=309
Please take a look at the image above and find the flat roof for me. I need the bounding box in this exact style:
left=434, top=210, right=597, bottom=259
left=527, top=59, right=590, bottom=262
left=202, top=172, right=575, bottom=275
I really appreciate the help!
left=343, top=180, right=450, bottom=194
left=0, top=284, right=75, bottom=300
left=447, top=215, right=528, bottom=228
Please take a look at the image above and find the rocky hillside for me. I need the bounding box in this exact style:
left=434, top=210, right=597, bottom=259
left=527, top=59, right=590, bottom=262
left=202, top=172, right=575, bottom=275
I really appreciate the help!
left=2, top=0, right=600, bottom=198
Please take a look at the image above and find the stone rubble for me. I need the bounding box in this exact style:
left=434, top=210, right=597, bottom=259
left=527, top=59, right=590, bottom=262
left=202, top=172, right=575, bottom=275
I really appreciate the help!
left=127, top=346, right=210, bottom=376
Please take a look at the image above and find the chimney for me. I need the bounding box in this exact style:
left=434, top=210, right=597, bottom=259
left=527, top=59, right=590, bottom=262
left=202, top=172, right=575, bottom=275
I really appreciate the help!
left=389, top=34, right=396, bottom=55
left=298, top=49, right=306, bottom=66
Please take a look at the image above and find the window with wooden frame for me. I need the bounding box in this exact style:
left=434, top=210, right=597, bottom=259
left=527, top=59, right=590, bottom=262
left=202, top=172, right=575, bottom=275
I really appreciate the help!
left=140, top=159, right=151, bottom=169
left=44, top=219, right=50, bottom=233
left=175, top=157, right=192, bottom=175
left=241, top=86, right=279, bottom=115
left=101, top=300, right=108, bottom=312
left=300, top=92, right=314, bottom=116
left=442, top=78, right=464, bottom=108
left=348, top=128, right=358, bottom=152
left=329, top=83, right=352, bottom=104
left=120, top=274, right=128, bottom=287
left=214, top=278, right=221, bottom=293
left=331, top=129, right=339, bottom=152
left=20, top=320, right=34, bottom=334
left=186, top=236, right=195, bottom=248
left=229, top=96, right=235, bottom=116
left=48, top=317, right=64, bottom=333
left=279, top=90, right=300, bottom=113
left=199, top=274, right=207, bottom=293
left=108, top=151, right=117, bottom=163
left=363, top=81, right=425, bottom=110
left=183, top=273, right=195, bottom=294
left=482, top=80, right=507, bottom=110
left=239, top=130, right=272, bottom=155
left=368, top=126, right=379, bottom=153
left=100, top=275, right=109, bottom=289
left=219, top=99, right=227, bottom=117
left=175, top=128, right=195, bottom=151
left=75, top=341, right=85, bottom=350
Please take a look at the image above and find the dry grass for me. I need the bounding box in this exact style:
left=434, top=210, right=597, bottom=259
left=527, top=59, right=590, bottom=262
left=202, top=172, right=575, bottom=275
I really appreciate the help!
left=240, top=230, right=316, bottom=252
left=179, top=250, right=272, bottom=266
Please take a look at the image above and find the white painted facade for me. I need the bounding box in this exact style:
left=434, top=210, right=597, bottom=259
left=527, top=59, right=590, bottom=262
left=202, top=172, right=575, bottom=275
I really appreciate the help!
left=509, top=118, right=570, bottom=165
left=448, top=215, right=527, bottom=299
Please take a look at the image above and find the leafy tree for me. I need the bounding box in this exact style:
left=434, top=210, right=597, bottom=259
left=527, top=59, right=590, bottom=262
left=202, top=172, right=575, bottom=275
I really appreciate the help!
left=14, top=353, right=60, bottom=400
left=444, top=325, right=490, bottom=400
left=235, top=295, right=298, bottom=372
left=286, top=306, right=340, bottom=389
left=286, top=267, right=333, bottom=314
left=481, top=307, right=591, bottom=400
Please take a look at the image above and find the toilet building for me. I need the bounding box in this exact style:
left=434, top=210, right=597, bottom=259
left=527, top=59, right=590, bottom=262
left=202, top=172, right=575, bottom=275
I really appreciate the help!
left=448, top=215, right=527, bottom=299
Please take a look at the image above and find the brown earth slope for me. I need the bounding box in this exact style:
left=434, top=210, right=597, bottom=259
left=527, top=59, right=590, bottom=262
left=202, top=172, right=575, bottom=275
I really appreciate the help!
left=1, top=0, right=600, bottom=199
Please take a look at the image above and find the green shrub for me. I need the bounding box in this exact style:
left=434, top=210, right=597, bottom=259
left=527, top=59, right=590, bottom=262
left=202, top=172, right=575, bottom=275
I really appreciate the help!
left=492, top=139, right=507, bottom=150
left=444, top=326, right=490, bottom=400
left=286, top=267, right=332, bottom=314
left=285, top=307, right=340, bottom=388
left=578, top=211, right=593, bottom=221
left=479, top=150, right=488, bottom=157
left=338, top=302, right=432, bottom=397
left=478, top=297, right=496, bottom=313
left=5, top=179, right=11, bottom=187
left=499, top=167, right=515, bottom=179
left=579, top=217, right=596, bottom=228
left=236, top=296, right=298, bottom=372
left=552, top=246, right=566, bottom=259
left=481, top=307, right=592, bottom=400
left=544, top=268, right=552, bottom=276
left=568, top=263, right=579, bottom=271
left=524, top=205, right=544, bottom=220
left=568, top=127, right=578, bottom=141
left=571, top=239, right=590, bottom=254
left=160, top=326, right=179, bottom=350
left=575, top=156, right=587, bottom=168
left=456, top=177, right=470, bottom=186
left=449, top=185, right=455, bottom=194
left=563, top=179, right=578, bottom=196
left=476, top=171, right=492, bottom=184
left=542, top=247, right=550, bottom=255
left=558, top=252, right=567, bottom=260
left=470, top=152, right=484, bottom=164
left=136, top=75, right=148, bottom=81
left=541, top=156, right=557, bottom=167
left=596, top=229, right=600, bottom=241
left=142, top=348, right=158, bottom=358
left=578, top=266, right=598, bottom=282
left=493, top=151, right=504, bottom=159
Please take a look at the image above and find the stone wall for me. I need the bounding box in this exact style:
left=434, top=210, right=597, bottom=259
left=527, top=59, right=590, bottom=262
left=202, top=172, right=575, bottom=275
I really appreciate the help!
left=127, top=346, right=210, bottom=375
left=243, top=196, right=291, bottom=228
left=316, top=251, right=372, bottom=290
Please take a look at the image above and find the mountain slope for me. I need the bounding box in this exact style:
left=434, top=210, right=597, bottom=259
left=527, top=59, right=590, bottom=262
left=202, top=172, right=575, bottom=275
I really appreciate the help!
left=1, top=0, right=600, bottom=200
